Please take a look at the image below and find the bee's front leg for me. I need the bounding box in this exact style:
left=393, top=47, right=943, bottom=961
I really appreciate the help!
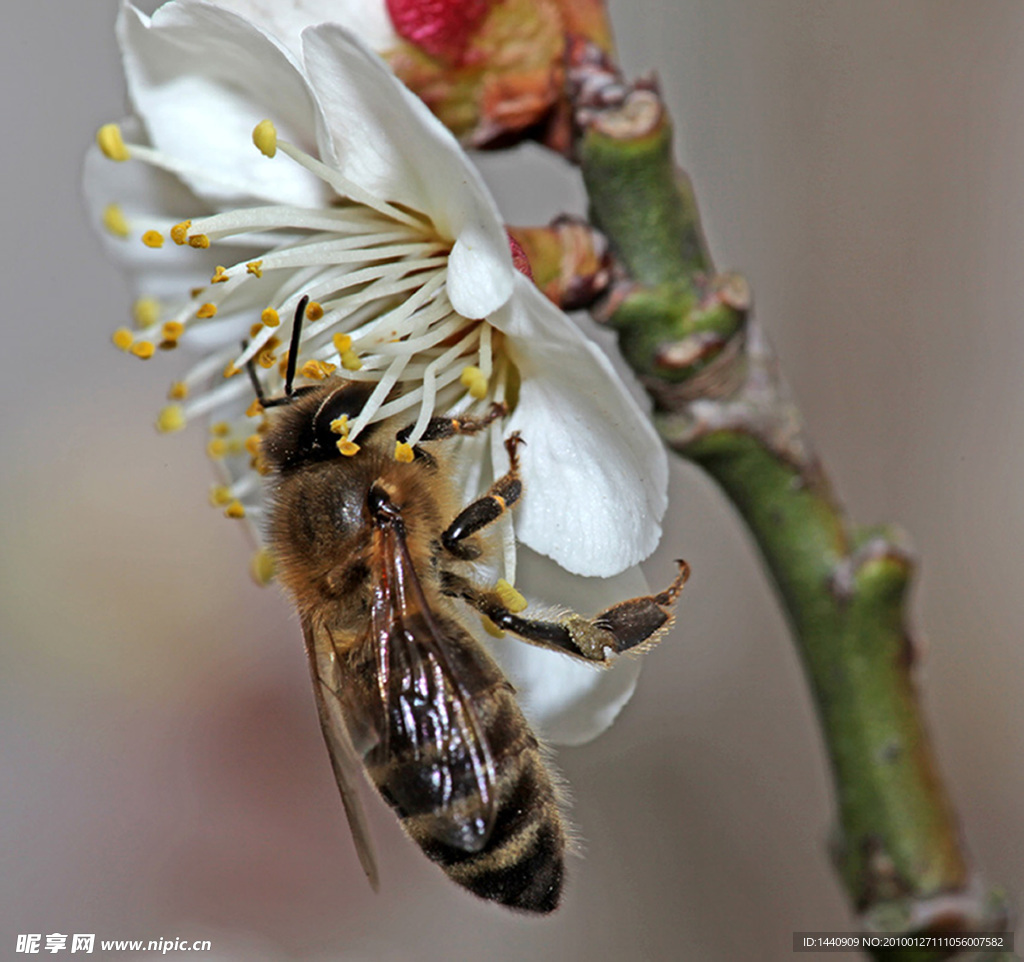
left=441, top=562, right=690, bottom=665
left=439, top=434, right=524, bottom=560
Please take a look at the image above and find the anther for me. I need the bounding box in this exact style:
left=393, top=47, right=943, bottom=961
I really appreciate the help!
left=460, top=365, right=488, bottom=399
left=96, top=123, right=130, bottom=162
left=208, top=485, right=232, bottom=507
left=246, top=260, right=263, bottom=278
left=168, top=381, right=189, bottom=400
left=333, top=333, right=352, bottom=353
left=394, top=441, right=415, bottom=463
left=225, top=500, right=246, bottom=519
left=337, top=439, right=360, bottom=456
left=170, top=221, right=191, bottom=245
left=162, top=321, right=185, bottom=341
left=261, top=307, right=280, bottom=327
left=102, top=204, right=130, bottom=238
left=207, top=439, right=228, bottom=460
left=156, top=405, right=186, bottom=433
left=210, top=266, right=230, bottom=284
left=130, top=341, right=155, bottom=359
left=133, top=298, right=160, bottom=328
left=196, top=303, right=218, bottom=319
left=341, top=349, right=362, bottom=371
left=112, top=328, right=134, bottom=351
left=250, top=547, right=276, bottom=586
left=142, top=230, right=164, bottom=249
left=252, top=119, right=278, bottom=158
left=188, top=234, right=210, bottom=249
left=305, top=301, right=324, bottom=321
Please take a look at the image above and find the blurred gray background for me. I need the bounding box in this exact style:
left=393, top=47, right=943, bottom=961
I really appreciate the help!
left=2, top=2, right=1022, bottom=960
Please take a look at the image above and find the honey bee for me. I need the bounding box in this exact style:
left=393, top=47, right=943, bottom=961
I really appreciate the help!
left=254, top=300, right=689, bottom=913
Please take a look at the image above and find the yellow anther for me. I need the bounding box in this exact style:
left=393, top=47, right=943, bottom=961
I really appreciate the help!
left=196, top=303, right=217, bottom=319
left=170, top=220, right=191, bottom=245
left=210, top=265, right=230, bottom=284
left=96, top=123, right=130, bottom=162
left=329, top=415, right=349, bottom=436
left=223, top=362, right=240, bottom=378
left=480, top=615, right=505, bottom=638
left=495, top=579, right=528, bottom=613
left=142, top=230, right=164, bottom=249
left=188, top=234, right=210, bottom=249
left=460, top=365, right=488, bottom=400
left=190, top=286, right=204, bottom=298
left=252, top=119, right=278, bottom=158
left=226, top=438, right=244, bottom=456
left=206, top=438, right=228, bottom=460
left=250, top=547, right=276, bottom=586
left=341, top=349, right=362, bottom=371
left=261, top=307, right=280, bottom=327
left=208, top=485, right=233, bottom=507
left=246, top=398, right=264, bottom=418
left=246, top=260, right=263, bottom=278
left=102, top=204, right=130, bottom=238
left=130, top=340, right=155, bottom=359
left=332, top=333, right=352, bottom=353
left=336, top=439, right=360, bottom=457
left=156, top=404, right=186, bottom=433
left=133, top=298, right=160, bottom=328
left=245, top=434, right=262, bottom=457
left=305, top=301, right=325, bottom=321
left=161, top=320, right=185, bottom=341
left=225, top=500, right=246, bottom=519
left=210, top=421, right=231, bottom=437
left=300, top=359, right=336, bottom=380
left=112, top=328, right=134, bottom=351
left=394, top=441, right=415, bottom=463
left=257, top=349, right=277, bottom=369
left=168, top=381, right=189, bottom=400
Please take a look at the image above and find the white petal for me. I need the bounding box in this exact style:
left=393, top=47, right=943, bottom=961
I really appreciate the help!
left=206, top=0, right=397, bottom=59
left=498, top=277, right=669, bottom=577
left=301, top=25, right=513, bottom=316
left=484, top=549, right=649, bottom=746
left=118, top=1, right=331, bottom=207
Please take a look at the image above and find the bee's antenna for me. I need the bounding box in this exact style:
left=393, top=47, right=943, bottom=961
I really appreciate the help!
left=242, top=340, right=267, bottom=405
left=282, top=295, right=309, bottom=400
left=258, top=295, right=310, bottom=409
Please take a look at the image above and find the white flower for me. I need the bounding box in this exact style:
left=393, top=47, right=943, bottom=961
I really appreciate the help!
left=85, top=0, right=669, bottom=742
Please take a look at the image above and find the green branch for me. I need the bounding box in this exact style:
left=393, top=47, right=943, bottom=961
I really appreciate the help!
left=567, top=44, right=1011, bottom=961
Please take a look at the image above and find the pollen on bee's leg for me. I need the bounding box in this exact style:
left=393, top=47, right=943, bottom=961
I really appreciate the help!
left=495, top=579, right=527, bottom=613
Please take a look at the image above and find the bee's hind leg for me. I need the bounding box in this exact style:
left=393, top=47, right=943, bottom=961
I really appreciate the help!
left=439, top=433, right=524, bottom=560
left=440, top=562, right=690, bottom=664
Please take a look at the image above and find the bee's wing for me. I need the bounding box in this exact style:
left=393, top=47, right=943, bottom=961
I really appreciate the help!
left=371, top=523, right=498, bottom=853
left=302, top=616, right=380, bottom=891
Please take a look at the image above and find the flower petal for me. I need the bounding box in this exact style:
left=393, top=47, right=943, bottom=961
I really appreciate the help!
left=300, top=24, right=513, bottom=316
left=206, top=0, right=397, bottom=59
left=484, top=548, right=649, bottom=746
left=498, top=276, right=669, bottom=577
left=118, top=0, right=331, bottom=207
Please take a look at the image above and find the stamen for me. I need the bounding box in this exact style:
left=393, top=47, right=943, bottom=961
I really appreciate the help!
left=394, top=441, right=415, bottom=462
left=252, top=119, right=278, bottom=158
left=130, top=341, right=155, bottom=359
left=250, top=547, right=276, bottom=586
left=274, top=135, right=425, bottom=230
left=142, top=230, right=164, bottom=249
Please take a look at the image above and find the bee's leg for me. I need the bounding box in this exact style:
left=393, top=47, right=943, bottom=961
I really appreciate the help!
left=440, top=562, right=690, bottom=664
left=440, top=434, right=524, bottom=559
left=397, top=402, right=507, bottom=444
